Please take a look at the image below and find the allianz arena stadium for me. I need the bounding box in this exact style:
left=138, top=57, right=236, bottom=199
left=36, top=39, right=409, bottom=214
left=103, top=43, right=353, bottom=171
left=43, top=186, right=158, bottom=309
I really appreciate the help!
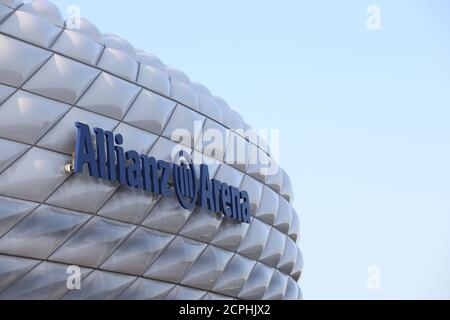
left=0, top=0, right=303, bottom=300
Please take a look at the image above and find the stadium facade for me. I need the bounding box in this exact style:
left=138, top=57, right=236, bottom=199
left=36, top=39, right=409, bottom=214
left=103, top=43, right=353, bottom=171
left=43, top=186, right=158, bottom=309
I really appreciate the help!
left=0, top=0, right=303, bottom=300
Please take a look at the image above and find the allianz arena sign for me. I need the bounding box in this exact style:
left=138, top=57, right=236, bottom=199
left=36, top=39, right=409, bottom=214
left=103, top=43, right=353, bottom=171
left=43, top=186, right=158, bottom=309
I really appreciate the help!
left=71, top=122, right=252, bottom=224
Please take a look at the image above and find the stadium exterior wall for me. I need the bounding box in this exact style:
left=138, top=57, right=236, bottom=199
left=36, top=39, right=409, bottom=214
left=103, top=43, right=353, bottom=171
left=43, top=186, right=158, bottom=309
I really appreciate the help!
left=0, top=0, right=303, bottom=300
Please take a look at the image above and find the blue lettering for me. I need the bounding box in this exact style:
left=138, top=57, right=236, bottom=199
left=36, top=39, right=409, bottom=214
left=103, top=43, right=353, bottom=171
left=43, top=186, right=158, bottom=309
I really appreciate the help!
left=126, top=150, right=143, bottom=189
left=220, top=182, right=232, bottom=218
left=230, top=186, right=242, bottom=222
left=141, top=155, right=159, bottom=193
left=198, top=165, right=214, bottom=211
left=114, top=134, right=126, bottom=185
left=74, top=122, right=98, bottom=177
left=72, top=123, right=251, bottom=223
left=240, top=191, right=251, bottom=223
left=94, top=127, right=107, bottom=179
left=105, top=130, right=116, bottom=181
left=158, top=160, right=172, bottom=197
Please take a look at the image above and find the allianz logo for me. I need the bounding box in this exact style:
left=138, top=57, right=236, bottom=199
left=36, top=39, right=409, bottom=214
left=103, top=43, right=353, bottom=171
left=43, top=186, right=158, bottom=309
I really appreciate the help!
left=67, top=122, right=251, bottom=224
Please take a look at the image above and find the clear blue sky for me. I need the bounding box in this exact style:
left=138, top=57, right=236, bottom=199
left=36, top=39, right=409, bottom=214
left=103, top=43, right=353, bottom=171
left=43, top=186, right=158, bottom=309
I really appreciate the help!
left=50, top=0, right=450, bottom=299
